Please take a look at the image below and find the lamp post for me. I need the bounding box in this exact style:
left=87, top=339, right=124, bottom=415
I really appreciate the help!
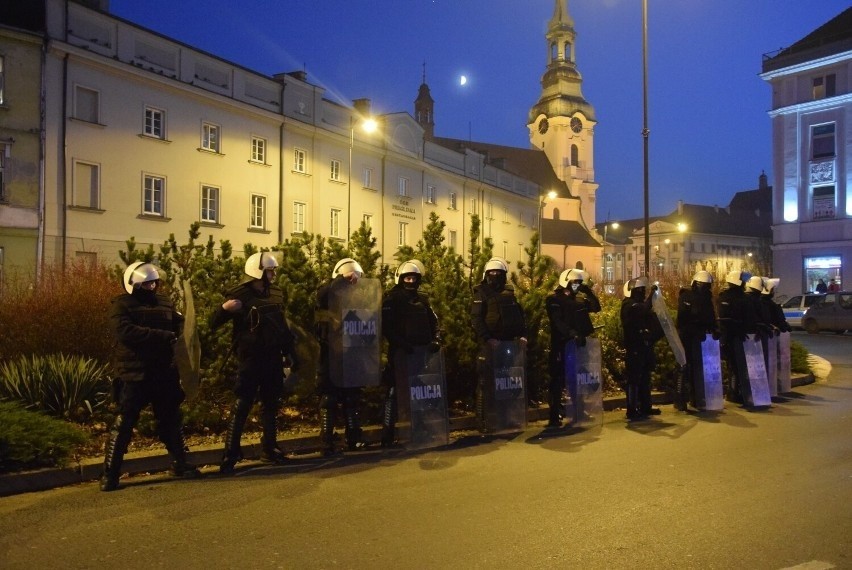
left=602, top=221, right=619, bottom=283
left=348, top=115, right=378, bottom=243
left=642, top=0, right=650, bottom=276
left=538, top=190, right=557, bottom=256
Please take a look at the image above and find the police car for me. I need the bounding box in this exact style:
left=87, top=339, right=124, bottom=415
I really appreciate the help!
left=780, top=293, right=825, bottom=328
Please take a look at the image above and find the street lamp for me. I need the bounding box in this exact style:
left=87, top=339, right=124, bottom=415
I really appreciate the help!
left=538, top=190, right=558, bottom=255
left=348, top=115, right=378, bottom=243
left=602, top=221, right=619, bottom=283
left=642, top=0, right=650, bottom=276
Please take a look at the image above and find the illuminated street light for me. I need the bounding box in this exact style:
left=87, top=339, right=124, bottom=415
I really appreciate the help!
left=348, top=115, right=378, bottom=243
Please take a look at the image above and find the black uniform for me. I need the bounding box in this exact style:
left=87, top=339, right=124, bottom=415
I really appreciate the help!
left=315, top=276, right=367, bottom=453
left=545, top=283, right=600, bottom=426
left=620, top=287, right=663, bottom=419
left=675, top=284, right=718, bottom=410
left=380, top=283, right=440, bottom=446
left=718, top=284, right=758, bottom=402
left=101, top=288, right=198, bottom=490
left=471, top=275, right=526, bottom=432
left=211, top=280, right=297, bottom=469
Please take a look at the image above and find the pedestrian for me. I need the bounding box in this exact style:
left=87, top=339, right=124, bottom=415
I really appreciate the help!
left=620, top=276, right=664, bottom=420
left=827, top=279, right=840, bottom=292
left=815, top=279, right=828, bottom=294
left=380, top=260, right=441, bottom=447
left=211, top=252, right=298, bottom=474
left=718, top=270, right=757, bottom=403
left=545, top=268, right=600, bottom=428
left=675, top=270, right=719, bottom=411
left=315, top=257, right=371, bottom=455
left=471, top=257, right=527, bottom=432
left=100, top=262, right=201, bottom=491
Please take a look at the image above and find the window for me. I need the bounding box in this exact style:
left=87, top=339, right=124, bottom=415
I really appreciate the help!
left=143, top=174, right=164, bottom=216
left=293, top=202, right=306, bottom=233
left=448, top=230, right=457, bottom=250
left=449, top=192, right=457, bottom=210
left=487, top=202, right=494, bottom=219
left=202, top=122, right=220, bottom=152
left=330, top=208, right=341, bottom=237
left=251, top=137, right=266, bottom=163
left=362, top=213, right=372, bottom=228
left=426, top=184, right=436, bottom=204
left=398, top=176, right=409, bottom=197
left=294, top=148, right=306, bottom=173
left=200, top=185, right=219, bottom=223
left=571, top=144, right=579, bottom=166
left=144, top=107, right=165, bottom=139
left=74, top=85, right=99, bottom=123
left=250, top=194, right=266, bottom=229
left=502, top=241, right=508, bottom=259
left=812, top=124, right=835, bottom=160
left=398, top=222, right=408, bottom=246
left=73, top=161, right=100, bottom=209
left=0, top=55, right=5, bottom=105
left=812, top=186, right=836, bottom=220
left=330, top=159, right=341, bottom=181
left=503, top=206, right=510, bottom=223
left=0, top=145, right=6, bottom=201
left=812, top=74, right=836, bottom=100
left=363, top=167, right=373, bottom=189
left=469, top=198, right=477, bottom=214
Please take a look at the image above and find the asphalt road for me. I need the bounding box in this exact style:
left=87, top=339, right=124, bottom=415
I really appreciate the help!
left=0, top=333, right=849, bottom=569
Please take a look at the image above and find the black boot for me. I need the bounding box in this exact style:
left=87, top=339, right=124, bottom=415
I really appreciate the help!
left=319, top=395, right=339, bottom=456
left=640, top=382, right=661, bottom=416
left=625, top=385, right=643, bottom=421
left=166, top=427, right=202, bottom=479
left=381, top=387, right=398, bottom=447
left=344, top=390, right=366, bottom=451
left=260, top=405, right=288, bottom=464
left=220, top=399, right=251, bottom=474
left=100, top=414, right=133, bottom=491
left=546, top=383, right=562, bottom=428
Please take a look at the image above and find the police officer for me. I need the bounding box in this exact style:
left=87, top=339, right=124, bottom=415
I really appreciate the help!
left=211, top=252, right=298, bottom=474
left=545, top=268, right=601, bottom=428
left=762, top=278, right=792, bottom=334
left=718, top=270, right=756, bottom=403
left=316, top=258, right=368, bottom=455
left=471, top=257, right=527, bottom=432
left=620, top=276, right=663, bottom=420
left=101, top=262, right=201, bottom=491
left=380, top=260, right=440, bottom=447
left=675, top=270, right=718, bottom=411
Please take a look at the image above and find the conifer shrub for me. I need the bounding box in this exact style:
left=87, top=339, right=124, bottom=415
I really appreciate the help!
left=0, top=401, right=88, bottom=473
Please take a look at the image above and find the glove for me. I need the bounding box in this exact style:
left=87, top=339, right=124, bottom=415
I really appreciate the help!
left=158, top=330, right=177, bottom=344
left=711, top=330, right=720, bottom=341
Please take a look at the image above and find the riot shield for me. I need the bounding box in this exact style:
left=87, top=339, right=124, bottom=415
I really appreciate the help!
left=652, top=290, right=687, bottom=366
left=777, top=331, right=792, bottom=393
left=694, top=334, right=724, bottom=411
left=564, top=338, right=603, bottom=427
left=765, top=334, right=779, bottom=398
left=734, top=334, right=771, bottom=407
left=394, top=346, right=449, bottom=449
left=329, top=278, right=382, bottom=388
left=175, top=279, right=201, bottom=400
left=484, top=340, right=527, bottom=433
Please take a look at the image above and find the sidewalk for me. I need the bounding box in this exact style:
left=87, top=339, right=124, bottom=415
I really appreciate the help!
left=0, top=373, right=816, bottom=498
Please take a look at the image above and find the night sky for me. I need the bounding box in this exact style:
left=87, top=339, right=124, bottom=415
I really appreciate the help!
left=109, top=0, right=850, bottom=223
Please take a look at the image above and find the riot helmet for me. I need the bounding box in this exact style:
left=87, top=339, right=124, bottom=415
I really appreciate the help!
left=123, top=261, right=160, bottom=294
left=559, top=268, right=586, bottom=292
left=483, top=257, right=508, bottom=289
left=763, top=278, right=779, bottom=296
left=692, top=270, right=713, bottom=292
left=395, top=260, right=422, bottom=291
left=333, top=258, right=363, bottom=282
left=746, top=275, right=765, bottom=294
left=244, top=252, right=279, bottom=280
left=725, top=270, right=751, bottom=288
left=625, top=275, right=649, bottom=300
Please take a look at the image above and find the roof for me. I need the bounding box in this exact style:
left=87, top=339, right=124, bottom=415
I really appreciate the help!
left=541, top=219, right=601, bottom=247
left=762, top=7, right=852, bottom=73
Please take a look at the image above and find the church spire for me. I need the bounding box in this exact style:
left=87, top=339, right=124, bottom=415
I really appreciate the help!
left=414, top=61, right=435, bottom=140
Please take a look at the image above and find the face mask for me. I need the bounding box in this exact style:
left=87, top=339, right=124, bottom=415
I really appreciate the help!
left=571, top=283, right=580, bottom=292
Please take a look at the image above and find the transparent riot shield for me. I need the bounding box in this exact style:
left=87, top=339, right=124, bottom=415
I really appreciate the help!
left=765, top=334, right=779, bottom=398
left=695, top=334, right=724, bottom=411
left=734, top=334, right=771, bottom=407
left=652, top=290, right=687, bottom=366
left=485, top=340, right=527, bottom=433
left=564, top=338, right=603, bottom=427
left=394, top=346, right=449, bottom=449
left=329, top=278, right=382, bottom=388
left=777, top=331, right=792, bottom=393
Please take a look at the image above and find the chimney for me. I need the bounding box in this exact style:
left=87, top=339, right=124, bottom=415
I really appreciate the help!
left=352, top=98, right=372, bottom=117
left=759, top=170, right=768, bottom=189
left=677, top=200, right=683, bottom=216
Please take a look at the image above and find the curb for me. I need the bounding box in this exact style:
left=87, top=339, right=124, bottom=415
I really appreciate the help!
left=0, top=374, right=815, bottom=498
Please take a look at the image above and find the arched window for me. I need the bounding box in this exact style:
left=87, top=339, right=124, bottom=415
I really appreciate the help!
left=551, top=42, right=558, bottom=61
left=564, top=42, right=572, bottom=61
left=553, top=208, right=560, bottom=221
left=571, top=145, right=579, bottom=166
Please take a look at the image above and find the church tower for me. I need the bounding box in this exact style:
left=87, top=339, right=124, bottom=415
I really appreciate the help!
left=415, top=63, right=435, bottom=140
left=528, top=0, right=598, bottom=229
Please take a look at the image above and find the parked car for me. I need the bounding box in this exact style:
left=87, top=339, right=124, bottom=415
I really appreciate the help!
left=801, top=291, right=852, bottom=334
left=780, top=293, right=825, bottom=328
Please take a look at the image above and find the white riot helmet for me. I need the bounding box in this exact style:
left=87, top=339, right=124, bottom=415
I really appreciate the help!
left=482, top=257, right=509, bottom=279
left=244, top=252, right=279, bottom=280
left=559, top=268, right=586, bottom=289
left=746, top=275, right=765, bottom=293
left=332, top=257, right=363, bottom=280
left=123, top=261, right=160, bottom=294
left=725, top=270, right=751, bottom=287
left=395, top=260, right=423, bottom=285
left=624, top=275, right=649, bottom=298
left=692, top=270, right=713, bottom=285
left=763, top=278, right=779, bottom=296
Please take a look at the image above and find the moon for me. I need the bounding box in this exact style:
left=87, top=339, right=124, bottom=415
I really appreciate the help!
left=459, top=75, right=467, bottom=86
